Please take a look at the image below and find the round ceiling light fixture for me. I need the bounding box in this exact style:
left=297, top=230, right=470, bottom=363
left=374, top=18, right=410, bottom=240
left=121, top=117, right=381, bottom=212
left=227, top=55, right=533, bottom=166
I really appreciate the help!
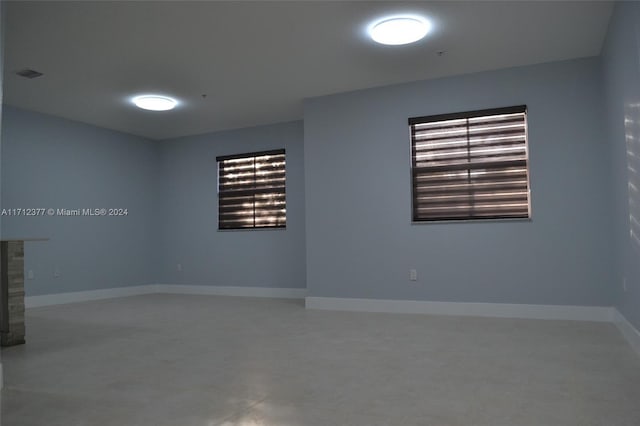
left=369, top=16, right=431, bottom=45
left=132, top=95, right=178, bottom=111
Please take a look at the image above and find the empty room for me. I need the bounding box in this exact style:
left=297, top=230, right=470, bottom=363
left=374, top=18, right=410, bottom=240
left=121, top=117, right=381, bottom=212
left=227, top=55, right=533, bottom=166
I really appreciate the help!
left=0, top=1, right=639, bottom=425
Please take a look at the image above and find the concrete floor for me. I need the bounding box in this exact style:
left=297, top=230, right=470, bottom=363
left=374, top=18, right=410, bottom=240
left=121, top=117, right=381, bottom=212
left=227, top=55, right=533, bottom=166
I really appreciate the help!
left=1, top=294, right=640, bottom=426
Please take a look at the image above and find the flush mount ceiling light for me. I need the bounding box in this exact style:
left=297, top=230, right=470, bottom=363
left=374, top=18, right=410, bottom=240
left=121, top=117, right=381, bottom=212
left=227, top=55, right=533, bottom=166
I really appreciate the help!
left=132, top=95, right=177, bottom=111
left=369, top=16, right=431, bottom=45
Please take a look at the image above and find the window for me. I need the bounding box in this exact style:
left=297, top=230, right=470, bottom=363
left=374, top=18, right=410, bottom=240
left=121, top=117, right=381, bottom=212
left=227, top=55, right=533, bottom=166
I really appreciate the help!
left=217, top=149, right=286, bottom=230
left=409, top=105, right=530, bottom=222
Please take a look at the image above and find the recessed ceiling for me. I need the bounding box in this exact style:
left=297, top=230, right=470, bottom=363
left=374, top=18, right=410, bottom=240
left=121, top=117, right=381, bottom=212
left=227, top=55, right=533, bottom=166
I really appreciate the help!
left=4, top=1, right=613, bottom=140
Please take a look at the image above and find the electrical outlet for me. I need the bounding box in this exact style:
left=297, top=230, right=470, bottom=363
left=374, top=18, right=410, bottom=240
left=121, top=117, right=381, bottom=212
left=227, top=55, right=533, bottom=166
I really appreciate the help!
left=409, top=269, right=417, bottom=281
left=177, top=263, right=183, bottom=272
left=54, top=267, right=60, bottom=278
left=27, top=270, right=34, bottom=280
left=623, top=277, right=628, bottom=292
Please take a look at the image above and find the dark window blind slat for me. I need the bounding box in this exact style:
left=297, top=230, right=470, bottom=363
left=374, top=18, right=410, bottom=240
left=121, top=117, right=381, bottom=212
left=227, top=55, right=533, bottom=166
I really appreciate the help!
left=410, top=107, right=530, bottom=222
left=217, top=150, right=286, bottom=230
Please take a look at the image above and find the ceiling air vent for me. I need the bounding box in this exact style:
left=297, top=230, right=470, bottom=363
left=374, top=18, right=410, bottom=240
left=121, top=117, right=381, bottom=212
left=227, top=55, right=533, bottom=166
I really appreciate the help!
left=16, top=69, right=43, bottom=79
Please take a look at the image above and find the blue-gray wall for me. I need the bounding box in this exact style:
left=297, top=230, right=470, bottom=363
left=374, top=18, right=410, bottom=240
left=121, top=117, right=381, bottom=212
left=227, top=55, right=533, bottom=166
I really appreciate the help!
left=304, top=58, right=613, bottom=306
left=2, top=35, right=629, bottom=312
left=601, top=1, right=640, bottom=330
left=1, top=106, right=160, bottom=296
left=158, top=121, right=306, bottom=289
left=1, top=0, right=6, bottom=384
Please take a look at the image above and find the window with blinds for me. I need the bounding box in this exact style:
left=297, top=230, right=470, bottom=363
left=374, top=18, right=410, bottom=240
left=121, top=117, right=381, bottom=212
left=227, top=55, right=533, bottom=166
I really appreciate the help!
left=409, top=106, right=530, bottom=222
left=217, top=149, right=286, bottom=230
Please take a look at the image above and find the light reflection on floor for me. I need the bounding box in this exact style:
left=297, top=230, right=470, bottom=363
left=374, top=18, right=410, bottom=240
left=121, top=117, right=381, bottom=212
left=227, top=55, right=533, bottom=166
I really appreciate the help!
left=2, top=295, right=640, bottom=426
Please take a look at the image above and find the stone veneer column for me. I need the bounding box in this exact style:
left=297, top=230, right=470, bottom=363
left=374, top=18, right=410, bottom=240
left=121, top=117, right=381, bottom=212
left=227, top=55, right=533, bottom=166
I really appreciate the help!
left=1, top=241, right=26, bottom=346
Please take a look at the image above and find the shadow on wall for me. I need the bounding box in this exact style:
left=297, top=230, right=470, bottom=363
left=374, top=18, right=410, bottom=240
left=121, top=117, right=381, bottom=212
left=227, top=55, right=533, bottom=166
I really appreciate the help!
left=624, top=102, right=640, bottom=252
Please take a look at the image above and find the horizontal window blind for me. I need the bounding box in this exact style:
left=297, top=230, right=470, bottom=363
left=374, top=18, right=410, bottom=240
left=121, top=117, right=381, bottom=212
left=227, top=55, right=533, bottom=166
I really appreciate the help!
left=217, top=149, right=286, bottom=230
left=409, top=106, right=530, bottom=222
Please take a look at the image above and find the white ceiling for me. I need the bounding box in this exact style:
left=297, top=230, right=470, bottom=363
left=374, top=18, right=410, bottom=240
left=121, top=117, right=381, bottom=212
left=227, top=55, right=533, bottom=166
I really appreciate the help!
left=4, top=1, right=613, bottom=140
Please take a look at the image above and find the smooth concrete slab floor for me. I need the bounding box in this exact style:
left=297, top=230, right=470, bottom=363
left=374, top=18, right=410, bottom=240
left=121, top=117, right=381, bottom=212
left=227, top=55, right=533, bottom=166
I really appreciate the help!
left=1, top=294, right=640, bottom=426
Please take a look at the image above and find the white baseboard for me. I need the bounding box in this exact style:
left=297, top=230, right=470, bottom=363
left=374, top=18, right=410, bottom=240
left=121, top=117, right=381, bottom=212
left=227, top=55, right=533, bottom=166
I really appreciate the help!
left=21, top=286, right=625, bottom=326
left=25, top=284, right=307, bottom=308
left=613, top=309, right=640, bottom=356
left=20, top=287, right=640, bottom=358
left=25, top=285, right=156, bottom=308
left=305, top=297, right=614, bottom=322
left=155, top=284, right=307, bottom=299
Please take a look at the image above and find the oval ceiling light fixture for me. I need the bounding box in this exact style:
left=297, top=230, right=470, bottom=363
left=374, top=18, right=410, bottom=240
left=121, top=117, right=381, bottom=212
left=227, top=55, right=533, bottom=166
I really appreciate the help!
left=369, top=15, right=431, bottom=45
left=132, top=95, right=178, bottom=111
